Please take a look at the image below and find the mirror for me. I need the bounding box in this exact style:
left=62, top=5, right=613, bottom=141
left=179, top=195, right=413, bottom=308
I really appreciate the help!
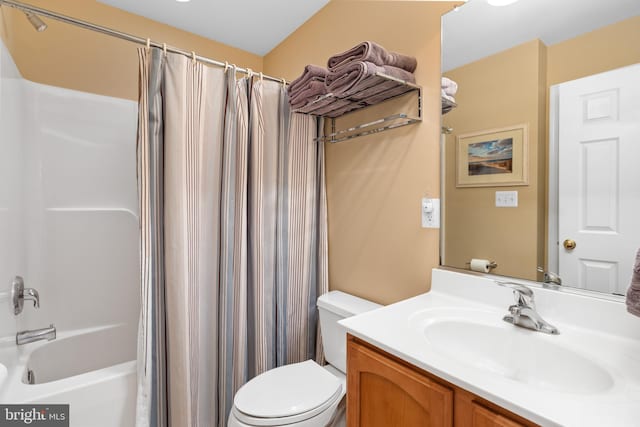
left=440, top=0, right=640, bottom=295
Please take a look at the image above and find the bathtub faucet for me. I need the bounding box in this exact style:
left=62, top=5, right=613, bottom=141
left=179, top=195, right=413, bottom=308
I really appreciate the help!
left=11, top=276, right=40, bottom=315
left=16, top=324, right=56, bottom=345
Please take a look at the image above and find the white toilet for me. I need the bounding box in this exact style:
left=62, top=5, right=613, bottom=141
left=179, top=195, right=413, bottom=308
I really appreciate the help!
left=227, top=291, right=381, bottom=427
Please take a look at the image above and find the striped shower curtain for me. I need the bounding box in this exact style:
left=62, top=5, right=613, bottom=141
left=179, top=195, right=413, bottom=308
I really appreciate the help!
left=135, top=47, right=328, bottom=427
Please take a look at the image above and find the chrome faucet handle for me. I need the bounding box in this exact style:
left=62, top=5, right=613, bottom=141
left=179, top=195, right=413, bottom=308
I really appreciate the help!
left=11, top=276, right=40, bottom=315
left=495, top=281, right=535, bottom=307
left=23, top=288, right=40, bottom=308
left=537, top=267, right=562, bottom=286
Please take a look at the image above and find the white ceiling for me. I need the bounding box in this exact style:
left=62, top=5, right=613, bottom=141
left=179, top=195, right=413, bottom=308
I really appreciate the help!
left=443, top=0, right=640, bottom=71
left=97, top=0, right=329, bottom=56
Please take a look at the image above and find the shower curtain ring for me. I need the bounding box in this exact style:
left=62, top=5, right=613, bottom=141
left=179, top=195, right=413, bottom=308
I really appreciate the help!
left=191, top=51, right=197, bottom=64
left=259, top=72, right=264, bottom=82
left=247, top=68, right=253, bottom=78
left=162, top=43, right=167, bottom=55
left=146, top=38, right=150, bottom=49
left=281, top=77, right=287, bottom=87
left=224, top=61, right=229, bottom=72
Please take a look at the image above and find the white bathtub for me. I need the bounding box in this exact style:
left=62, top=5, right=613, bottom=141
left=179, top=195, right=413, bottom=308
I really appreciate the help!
left=0, top=324, right=137, bottom=427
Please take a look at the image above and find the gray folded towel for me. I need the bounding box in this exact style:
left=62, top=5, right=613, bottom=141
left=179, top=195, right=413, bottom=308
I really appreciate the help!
left=289, top=79, right=328, bottom=109
left=328, top=41, right=417, bottom=73
left=288, top=64, right=329, bottom=94
left=294, top=97, right=352, bottom=116
left=626, top=248, right=640, bottom=317
left=326, top=61, right=415, bottom=98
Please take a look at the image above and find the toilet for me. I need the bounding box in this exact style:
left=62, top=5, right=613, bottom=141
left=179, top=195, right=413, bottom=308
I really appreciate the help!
left=227, top=291, right=381, bottom=427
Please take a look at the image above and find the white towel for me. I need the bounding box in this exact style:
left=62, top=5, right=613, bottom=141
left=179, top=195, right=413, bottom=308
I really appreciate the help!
left=441, top=89, right=455, bottom=104
left=441, top=77, right=458, bottom=96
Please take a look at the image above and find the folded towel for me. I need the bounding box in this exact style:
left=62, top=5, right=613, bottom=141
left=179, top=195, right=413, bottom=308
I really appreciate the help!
left=288, top=64, right=329, bottom=94
left=289, top=79, right=327, bottom=108
left=441, top=89, right=456, bottom=104
left=328, top=41, right=417, bottom=73
left=441, top=77, right=458, bottom=96
left=295, top=97, right=352, bottom=116
left=326, top=61, right=415, bottom=98
left=626, top=248, right=640, bottom=317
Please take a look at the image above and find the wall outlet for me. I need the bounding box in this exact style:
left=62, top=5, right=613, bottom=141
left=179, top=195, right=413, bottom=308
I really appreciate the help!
left=422, top=198, right=440, bottom=228
left=496, top=191, right=518, bottom=207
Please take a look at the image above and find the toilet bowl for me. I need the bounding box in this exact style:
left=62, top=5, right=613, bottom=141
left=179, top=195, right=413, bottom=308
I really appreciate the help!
left=227, top=291, right=381, bottom=427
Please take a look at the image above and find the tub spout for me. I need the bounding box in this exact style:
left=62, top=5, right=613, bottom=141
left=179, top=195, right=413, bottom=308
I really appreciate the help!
left=16, top=324, right=56, bottom=345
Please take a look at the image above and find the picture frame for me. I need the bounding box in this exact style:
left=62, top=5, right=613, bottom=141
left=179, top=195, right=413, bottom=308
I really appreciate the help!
left=456, top=124, right=529, bottom=188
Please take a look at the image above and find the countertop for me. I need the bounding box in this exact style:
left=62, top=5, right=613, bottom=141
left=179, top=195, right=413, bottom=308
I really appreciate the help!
left=339, top=268, right=640, bottom=427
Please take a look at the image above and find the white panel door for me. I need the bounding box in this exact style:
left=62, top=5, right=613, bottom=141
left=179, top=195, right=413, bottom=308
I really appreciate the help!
left=558, top=63, right=640, bottom=295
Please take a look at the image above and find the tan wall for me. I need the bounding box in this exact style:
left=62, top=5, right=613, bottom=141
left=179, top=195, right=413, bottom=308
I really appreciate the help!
left=442, top=40, right=546, bottom=280
left=0, top=0, right=262, bottom=101
left=547, top=16, right=640, bottom=87
left=0, top=8, right=9, bottom=51
left=265, top=1, right=460, bottom=305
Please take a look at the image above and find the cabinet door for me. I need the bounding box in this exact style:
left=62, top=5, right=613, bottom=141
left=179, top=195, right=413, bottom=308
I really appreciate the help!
left=471, top=403, right=527, bottom=427
left=347, top=338, right=453, bottom=427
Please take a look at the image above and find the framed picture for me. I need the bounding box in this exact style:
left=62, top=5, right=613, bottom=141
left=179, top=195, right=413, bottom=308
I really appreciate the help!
left=456, top=124, right=529, bottom=188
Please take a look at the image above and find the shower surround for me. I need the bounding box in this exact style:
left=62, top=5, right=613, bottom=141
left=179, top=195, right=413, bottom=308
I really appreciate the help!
left=0, top=39, right=139, bottom=427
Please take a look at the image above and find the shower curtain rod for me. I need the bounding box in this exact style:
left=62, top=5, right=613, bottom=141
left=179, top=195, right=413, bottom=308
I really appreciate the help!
left=0, top=0, right=289, bottom=85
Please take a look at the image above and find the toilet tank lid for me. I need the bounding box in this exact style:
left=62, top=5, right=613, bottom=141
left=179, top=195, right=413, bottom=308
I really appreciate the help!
left=317, top=291, right=382, bottom=318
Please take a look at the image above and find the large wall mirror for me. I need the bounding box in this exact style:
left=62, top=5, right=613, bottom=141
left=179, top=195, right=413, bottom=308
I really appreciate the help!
left=441, top=0, right=640, bottom=295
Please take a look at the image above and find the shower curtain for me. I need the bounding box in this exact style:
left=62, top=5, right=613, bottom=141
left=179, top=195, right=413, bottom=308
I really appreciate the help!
left=135, top=47, right=328, bottom=427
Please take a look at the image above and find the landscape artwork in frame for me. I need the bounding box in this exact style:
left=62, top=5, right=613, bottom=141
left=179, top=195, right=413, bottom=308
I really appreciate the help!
left=456, top=124, right=528, bottom=187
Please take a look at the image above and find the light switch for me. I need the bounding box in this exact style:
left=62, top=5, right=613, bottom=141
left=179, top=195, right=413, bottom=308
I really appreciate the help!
left=496, top=191, right=518, bottom=207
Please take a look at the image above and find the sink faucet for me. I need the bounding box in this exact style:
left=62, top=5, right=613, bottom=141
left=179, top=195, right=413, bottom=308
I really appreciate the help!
left=496, top=282, right=559, bottom=335
left=16, top=324, right=56, bottom=345
left=537, top=267, right=562, bottom=286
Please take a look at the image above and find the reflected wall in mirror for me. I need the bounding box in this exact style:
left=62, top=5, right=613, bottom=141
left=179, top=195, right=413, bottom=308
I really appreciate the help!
left=441, top=0, right=640, bottom=294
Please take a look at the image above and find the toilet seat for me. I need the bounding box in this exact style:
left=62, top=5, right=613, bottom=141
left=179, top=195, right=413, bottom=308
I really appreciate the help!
left=231, top=360, right=343, bottom=426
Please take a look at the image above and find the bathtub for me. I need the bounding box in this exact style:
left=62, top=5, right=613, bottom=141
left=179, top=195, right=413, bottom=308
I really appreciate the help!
left=0, top=324, right=137, bottom=427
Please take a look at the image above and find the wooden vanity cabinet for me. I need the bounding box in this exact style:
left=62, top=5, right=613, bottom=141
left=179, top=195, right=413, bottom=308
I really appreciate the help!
left=347, top=335, right=539, bottom=427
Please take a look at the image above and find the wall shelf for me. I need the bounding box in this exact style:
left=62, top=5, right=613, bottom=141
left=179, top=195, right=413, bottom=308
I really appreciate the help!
left=292, top=72, right=422, bottom=144
left=441, top=97, right=457, bottom=115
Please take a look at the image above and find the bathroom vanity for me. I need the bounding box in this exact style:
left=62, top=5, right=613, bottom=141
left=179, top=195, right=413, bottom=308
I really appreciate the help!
left=347, top=336, right=535, bottom=426
left=340, top=269, right=640, bottom=427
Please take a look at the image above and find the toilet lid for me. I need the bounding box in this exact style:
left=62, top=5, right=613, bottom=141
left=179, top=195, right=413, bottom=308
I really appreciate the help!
left=234, top=360, right=342, bottom=420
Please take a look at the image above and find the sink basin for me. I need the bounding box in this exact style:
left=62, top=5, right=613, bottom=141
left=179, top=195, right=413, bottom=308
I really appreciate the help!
left=411, top=308, right=614, bottom=394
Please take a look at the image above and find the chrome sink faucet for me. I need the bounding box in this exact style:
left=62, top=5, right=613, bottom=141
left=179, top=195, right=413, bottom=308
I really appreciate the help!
left=496, top=281, right=559, bottom=335
left=537, top=267, right=562, bottom=286
left=16, top=324, right=56, bottom=345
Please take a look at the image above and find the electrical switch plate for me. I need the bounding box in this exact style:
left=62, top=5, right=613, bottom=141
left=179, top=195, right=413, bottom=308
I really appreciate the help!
left=421, top=198, right=440, bottom=228
left=495, top=191, right=518, bottom=207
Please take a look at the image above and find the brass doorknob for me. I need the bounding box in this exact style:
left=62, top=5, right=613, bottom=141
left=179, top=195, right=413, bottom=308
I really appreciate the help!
left=563, top=239, right=577, bottom=250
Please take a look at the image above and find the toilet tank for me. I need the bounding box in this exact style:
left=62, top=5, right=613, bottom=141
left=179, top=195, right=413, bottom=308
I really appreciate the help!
left=317, top=291, right=381, bottom=373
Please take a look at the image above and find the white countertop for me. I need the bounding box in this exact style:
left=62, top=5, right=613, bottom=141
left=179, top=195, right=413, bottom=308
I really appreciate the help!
left=339, top=269, right=640, bottom=427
